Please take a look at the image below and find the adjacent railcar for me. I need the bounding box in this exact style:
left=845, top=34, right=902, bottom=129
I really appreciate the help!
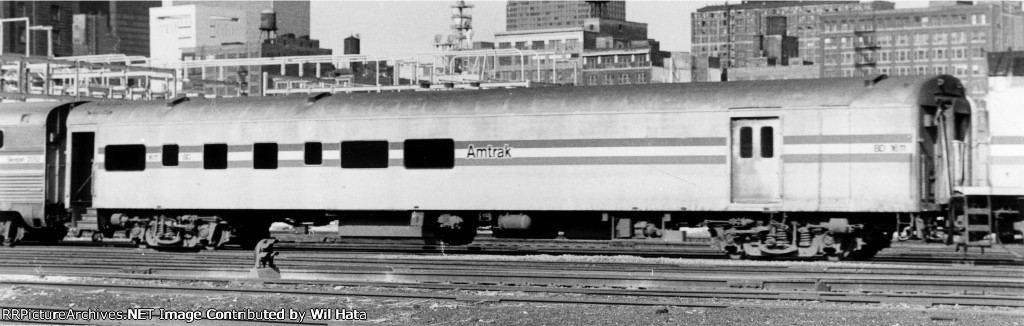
left=0, top=102, right=79, bottom=246
left=954, top=77, right=1024, bottom=244
left=50, top=75, right=968, bottom=259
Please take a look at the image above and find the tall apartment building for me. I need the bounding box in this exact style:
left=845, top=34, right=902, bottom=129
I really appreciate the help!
left=172, top=1, right=310, bottom=44
left=73, top=1, right=160, bottom=56
left=819, top=2, right=1024, bottom=99
left=691, top=1, right=894, bottom=81
left=1, top=1, right=76, bottom=57
left=506, top=1, right=625, bottom=31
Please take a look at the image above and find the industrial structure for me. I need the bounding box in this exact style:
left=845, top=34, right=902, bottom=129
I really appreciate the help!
left=4, top=0, right=1023, bottom=103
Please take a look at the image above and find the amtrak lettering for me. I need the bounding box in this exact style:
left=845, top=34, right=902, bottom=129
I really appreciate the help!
left=465, top=144, right=513, bottom=159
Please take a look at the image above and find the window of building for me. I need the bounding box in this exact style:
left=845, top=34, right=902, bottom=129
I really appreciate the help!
left=739, top=127, right=753, bottom=158
left=587, top=75, right=597, bottom=85
left=253, top=143, right=277, bottom=169
left=404, top=139, right=454, bottom=169
left=954, top=48, right=965, bottom=59
left=566, top=39, right=579, bottom=49
left=604, top=74, right=613, bottom=84
left=162, top=145, right=179, bottom=166
left=51, top=5, right=61, bottom=22
left=104, top=145, right=146, bottom=171
left=914, top=33, right=928, bottom=44
left=531, top=40, right=545, bottom=49
left=341, top=140, right=388, bottom=168
left=916, top=50, right=927, bottom=60
left=952, top=31, right=966, bottom=44
left=972, top=31, right=986, bottom=43
left=897, top=50, right=908, bottom=62
left=0, top=130, right=4, bottom=148
left=203, top=144, right=228, bottom=170
left=619, top=73, right=630, bottom=84
left=917, top=66, right=927, bottom=75
left=16, top=27, right=26, bottom=44
left=760, top=127, right=774, bottom=158
left=304, top=142, right=323, bottom=165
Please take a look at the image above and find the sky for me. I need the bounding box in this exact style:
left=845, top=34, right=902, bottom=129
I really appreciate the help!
left=309, top=1, right=931, bottom=59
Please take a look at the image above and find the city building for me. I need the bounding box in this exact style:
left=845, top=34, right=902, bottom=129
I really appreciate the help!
left=819, top=1, right=1024, bottom=100
left=1, top=1, right=76, bottom=57
left=73, top=1, right=160, bottom=56
left=691, top=1, right=894, bottom=81
left=729, top=63, right=820, bottom=81
left=72, top=13, right=115, bottom=56
left=172, top=1, right=310, bottom=45
left=491, top=17, right=668, bottom=85
left=653, top=51, right=693, bottom=83
left=148, top=4, right=247, bottom=64
left=506, top=1, right=625, bottom=31
left=179, top=34, right=333, bottom=97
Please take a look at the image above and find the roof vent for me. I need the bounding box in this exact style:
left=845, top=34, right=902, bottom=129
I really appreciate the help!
left=166, top=96, right=189, bottom=107
left=864, top=74, right=888, bottom=87
left=307, top=92, right=332, bottom=104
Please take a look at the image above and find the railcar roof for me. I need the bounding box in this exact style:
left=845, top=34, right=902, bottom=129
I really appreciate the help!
left=0, top=101, right=78, bottom=126
left=65, top=76, right=963, bottom=126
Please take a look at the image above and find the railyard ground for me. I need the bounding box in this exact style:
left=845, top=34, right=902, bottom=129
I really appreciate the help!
left=1, top=275, right=1022, bottom=326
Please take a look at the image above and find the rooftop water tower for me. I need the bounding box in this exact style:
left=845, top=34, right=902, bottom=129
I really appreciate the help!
left=260, top=9, right=278, bottom=43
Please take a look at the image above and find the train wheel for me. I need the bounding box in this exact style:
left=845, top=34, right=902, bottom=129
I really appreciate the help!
left=0, top=218, right=26, bottom=247
left=233, top=221, right=272, bottom=250
left=436, top=214, right=477, bottom=246
left=34, top=226, right=69, bottom=245
left=847, top=246, right=882, bottom=261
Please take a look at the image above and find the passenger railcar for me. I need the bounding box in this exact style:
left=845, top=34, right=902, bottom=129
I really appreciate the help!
left=0, top=102, right=79, bottom=246
left=0, top=75, right=997, bottom=260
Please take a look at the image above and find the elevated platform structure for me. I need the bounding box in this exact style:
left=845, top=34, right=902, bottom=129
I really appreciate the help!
left=1, top=49, right=573, bottom=102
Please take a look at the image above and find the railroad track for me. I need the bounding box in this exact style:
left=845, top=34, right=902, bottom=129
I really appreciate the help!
left=39, top=234, right=1024, bottom=266
left=1, top=246, right=1022, bottom=309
